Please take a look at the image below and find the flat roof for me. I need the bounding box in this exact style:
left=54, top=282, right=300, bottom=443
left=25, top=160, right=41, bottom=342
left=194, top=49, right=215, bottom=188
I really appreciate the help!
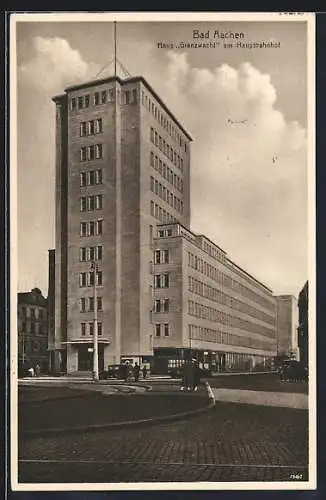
left=61, top=75, right=192, bottom=142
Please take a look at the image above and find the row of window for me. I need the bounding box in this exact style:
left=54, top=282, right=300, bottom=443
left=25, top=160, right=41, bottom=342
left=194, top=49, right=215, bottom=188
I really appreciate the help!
left=189, top=324, right=275, bottom=351
left=150, top=127, right=185, bottom=171
left=154, top=273, right=169, bottom=289
left=157, top=228, right=173, bottom=238
left=80, top=119, right=103, bottom=137
left=80, top=144, right=103, bottom=162
left=188, top=300, right=275, bottom=339
left=154, top=249, right=169, bottom=265
left=80, top=194, right=103, bottom=212
left=19, top=321, right=47, bottom=334
left=80, top=169, right=103, bottom=187
left=150, top=152, right=184, bottom=193
left=150, top=177, right=184, bottom=214
left=81, top=321, right=103, bottom=336
left=71, top=90, right=114, bottom=111
left=80, top=246, right=103, bottom=262
left=153, top=299, right=169, bottom=313
left=80, top=219, right=103, bottom=237
left=19, top=338, right=48, bottom=353
left=154, top=323, right=170, bottom=337
left=188, top=252, right=275, bottom=313
left=188, top=276, right=275, bottom=326
left=19, top=307, right=46, bottom=319
left=80, top=296, right=102, bottom=312
left=150, top=201, right=178, bottom=224
left=79, top=271, right=103, bottom=287
left=200, top=239, right=226, bottom=263
left=142, top=90, right=187, bottom=151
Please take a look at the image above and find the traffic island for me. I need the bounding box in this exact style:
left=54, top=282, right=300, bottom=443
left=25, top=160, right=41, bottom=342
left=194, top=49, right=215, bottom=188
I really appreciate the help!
left=19, top=383, right=215, bottom=438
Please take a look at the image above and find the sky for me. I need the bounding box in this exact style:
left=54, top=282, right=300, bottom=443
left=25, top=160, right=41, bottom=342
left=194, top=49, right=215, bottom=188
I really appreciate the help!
left=15, top=18, right=310, bottom=297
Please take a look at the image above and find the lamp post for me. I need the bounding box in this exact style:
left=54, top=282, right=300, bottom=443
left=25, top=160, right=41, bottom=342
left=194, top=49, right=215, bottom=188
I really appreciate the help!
left=91, top=261, right=99, bottom=382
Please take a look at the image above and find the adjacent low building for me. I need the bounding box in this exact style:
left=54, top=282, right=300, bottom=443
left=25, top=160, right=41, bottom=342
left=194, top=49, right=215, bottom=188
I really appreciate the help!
left=151, top=223, right=277, bottom=373
left=298, top=281, right=308, bottom=368
left=18, top=288, right=48, bottom=373
left=275, top=295, right=299, bottom=359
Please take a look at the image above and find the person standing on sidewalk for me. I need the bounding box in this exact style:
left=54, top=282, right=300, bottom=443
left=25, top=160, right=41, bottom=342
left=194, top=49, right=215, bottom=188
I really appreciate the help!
left=134, top=362, right=140, bottom=382
left=142, top=365, right=148, bottom=379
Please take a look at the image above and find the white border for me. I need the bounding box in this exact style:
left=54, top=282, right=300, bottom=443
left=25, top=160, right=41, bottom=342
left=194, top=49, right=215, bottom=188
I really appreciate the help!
left=10, top=11, right=316, bottom=491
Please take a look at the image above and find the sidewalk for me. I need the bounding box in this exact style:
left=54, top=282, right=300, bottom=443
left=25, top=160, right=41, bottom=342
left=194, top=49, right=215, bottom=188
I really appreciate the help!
left=212, top=388, right=308, bottom=409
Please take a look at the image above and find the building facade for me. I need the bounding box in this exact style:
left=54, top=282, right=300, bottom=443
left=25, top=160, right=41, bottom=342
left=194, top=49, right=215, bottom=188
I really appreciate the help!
left=275, top=295, right=299, bottom=359
left=152, top=223, right=277, bottom=372
left=297, top=281, right=308, bottom=368
left=18, top=288, right=48, bottom=373
left=52, top=75, right=192, bottom=372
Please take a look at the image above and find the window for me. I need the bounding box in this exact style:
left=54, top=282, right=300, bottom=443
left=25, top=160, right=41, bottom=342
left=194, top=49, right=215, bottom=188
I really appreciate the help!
left=96, top=144, right=103, bottom=159
left=79, top=273, right=87, bottom=287
left=94, top=92, right=100, bottom=105
left=97, top=322, right=102, bottom=336
left=80, top=247, right=87, bottom=261
left=97, top=296, right=102, bottom=311
left=31, top=308, right=35, bottom=318
left=89, top=272, right=95, bottom=287
left=162, top=249, right=169, bottom=263
left=163, top=274, right=169, bottom=287
left=89, top=322, right=94, bottom=336
left=154, top=300, right=161, bottom=313
left=80, top=122, right=87, bottom=137
left=89, top=297, right=95, bottom=312
left=80, top=298, right=86, bottom=312
left=97, top=271, right=103, bottom=286
left=95, top=169, right=102, bottom=184
left=85, top=95, right=90, bottom=108
left=89, top=246, right=95, bottom=261
left=80, top=172, right=87, bottom=187
left=71, top=98, right=76, bottom=111
left=132, top=89, right=137, bottom=103
left=101, top=91, right=107, bottom=104
left=154, top=250, right=161, bottom=264
left=164, top=323, right=170, bottom=337
left=80, top=197, right=87, bottom=212
left=163, top=299, right=169, bottom=312
left=95, top=194, right=103, bottom=210
left=150, top=127, right=154, bottom=143
left=89, top=221, right=95, bottom=236
left=78, top=96, right=84, bottom=109
left=88, top=145, right=95, bottom=161
left=88, top=120, right=95, bottom=135
left=96, top=245, right=103, bottom=260
left=89, top=171, right=95, bottom=185
left=154, top=275, right=161, bottom=288
left=95, top=118, right=102, bottom=134
left=155, top=324, right=161, bottom=337
left=80, top=147, right=87, bottom=162
left=96, top=219, right=103, bottom=235
left=150, top=176, right=154, bottom=192
left=167, top=229, right=172, bottom=237
left=80, top=222, right=87, bottom=236
left=150, top=201, right=154, bottom=217
left=88, top=196, right=95, bottom=211
left=30, top=322, right=35, bottom=333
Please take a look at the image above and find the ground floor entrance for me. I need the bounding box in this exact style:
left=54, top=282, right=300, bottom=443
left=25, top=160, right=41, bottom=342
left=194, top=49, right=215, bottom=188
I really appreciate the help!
left=77, top=344, right=105, bottom=372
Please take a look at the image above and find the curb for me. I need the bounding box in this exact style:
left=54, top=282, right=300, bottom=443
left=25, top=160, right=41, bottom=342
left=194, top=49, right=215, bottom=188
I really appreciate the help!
left=20, top=383, right=216, bottom=439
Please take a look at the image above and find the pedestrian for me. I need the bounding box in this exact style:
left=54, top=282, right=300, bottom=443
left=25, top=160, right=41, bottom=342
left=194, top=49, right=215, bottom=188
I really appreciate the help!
left=142, top=365, right=148, bottom=379
left=134, top=362, right=140, bottom=382
left=123, top=362, right=129, bottom=382
left=28, top=366, right=34, bottom=377
left=35, top=363, right=41, bottom=377
left=193, top=361, right=201, bottom=391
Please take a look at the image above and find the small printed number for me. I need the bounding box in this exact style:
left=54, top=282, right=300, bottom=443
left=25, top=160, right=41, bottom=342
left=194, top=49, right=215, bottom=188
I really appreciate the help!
left=290, top=473, right=303, bottom=480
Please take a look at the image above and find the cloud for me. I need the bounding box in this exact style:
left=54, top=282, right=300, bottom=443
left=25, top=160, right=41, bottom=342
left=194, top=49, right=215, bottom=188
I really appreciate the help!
left=150, top=53, right=307, bottom=294
left=19, top=36, right=100, bottom=91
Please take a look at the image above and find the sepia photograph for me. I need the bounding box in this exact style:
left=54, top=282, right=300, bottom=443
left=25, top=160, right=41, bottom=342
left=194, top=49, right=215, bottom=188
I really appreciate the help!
left=10, top=12, right=316, bottom=490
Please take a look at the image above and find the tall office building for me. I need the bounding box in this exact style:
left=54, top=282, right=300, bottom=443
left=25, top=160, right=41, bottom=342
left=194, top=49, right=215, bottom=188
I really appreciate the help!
left=52, top=75, right=192, bottom=373
left=275, top=295, right=299, bottom=359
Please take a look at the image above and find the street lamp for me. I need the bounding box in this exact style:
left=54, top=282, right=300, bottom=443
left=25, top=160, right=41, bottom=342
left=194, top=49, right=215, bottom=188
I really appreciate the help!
left=91, top=261, right=99, bottom=382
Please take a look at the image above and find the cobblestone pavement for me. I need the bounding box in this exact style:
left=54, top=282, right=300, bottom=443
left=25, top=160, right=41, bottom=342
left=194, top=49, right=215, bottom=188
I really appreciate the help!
left=18, top=402, right=308, bottom=483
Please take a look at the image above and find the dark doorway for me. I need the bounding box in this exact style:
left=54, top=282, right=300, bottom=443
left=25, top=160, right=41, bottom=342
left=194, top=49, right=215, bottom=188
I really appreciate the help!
left=78, top=345, right=105, bottom=372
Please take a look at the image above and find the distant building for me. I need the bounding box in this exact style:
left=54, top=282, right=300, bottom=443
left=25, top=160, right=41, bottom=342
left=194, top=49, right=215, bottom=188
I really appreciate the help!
left=18, top=288, right=48, bottom=373
left=298, top=281, right=308, bottom=368
left=275, top=295, right=299, bottom=359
